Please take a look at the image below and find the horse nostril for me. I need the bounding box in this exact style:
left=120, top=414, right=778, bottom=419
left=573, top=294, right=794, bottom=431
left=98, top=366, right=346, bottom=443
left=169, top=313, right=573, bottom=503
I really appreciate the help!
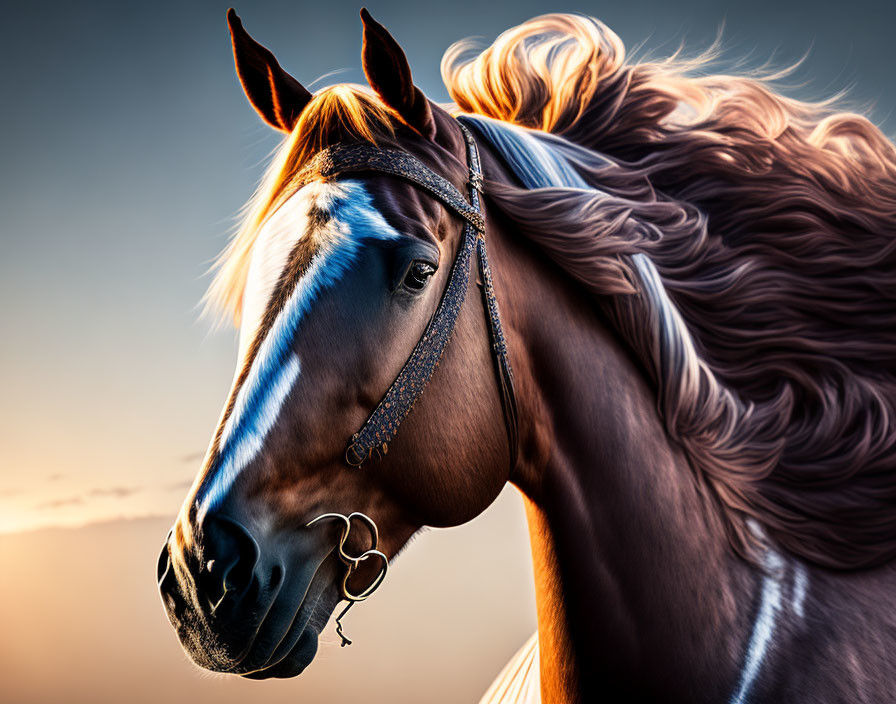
left=198, top=515, right=260, bottom=610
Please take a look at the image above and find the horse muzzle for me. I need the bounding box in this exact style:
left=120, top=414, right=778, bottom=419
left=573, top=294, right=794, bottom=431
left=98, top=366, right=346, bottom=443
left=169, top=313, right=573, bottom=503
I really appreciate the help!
left=156, top=509, right=387, bottom=677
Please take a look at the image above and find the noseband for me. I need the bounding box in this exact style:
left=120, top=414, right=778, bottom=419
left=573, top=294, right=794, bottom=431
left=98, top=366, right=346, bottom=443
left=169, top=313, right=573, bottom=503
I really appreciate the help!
left=302, top=119, right=519, bottom=645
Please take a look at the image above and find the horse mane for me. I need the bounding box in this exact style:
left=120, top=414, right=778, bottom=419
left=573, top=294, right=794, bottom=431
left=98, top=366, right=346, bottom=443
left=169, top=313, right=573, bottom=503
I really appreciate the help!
left=209, top=16, right=896, bottom=568
left=445, top=15, right=896, bottom=569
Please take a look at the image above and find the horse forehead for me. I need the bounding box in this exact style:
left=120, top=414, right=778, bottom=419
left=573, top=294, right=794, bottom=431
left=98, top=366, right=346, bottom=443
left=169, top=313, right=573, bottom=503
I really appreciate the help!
left=238, top=178, right=398, bottom=356
left=238, top=173, right=445, bottom=355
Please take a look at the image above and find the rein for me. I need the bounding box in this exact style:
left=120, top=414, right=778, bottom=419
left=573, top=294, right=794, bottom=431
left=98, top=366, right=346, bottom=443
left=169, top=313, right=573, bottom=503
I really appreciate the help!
left=295, top=120, right=519, bottom=472
left=300, top=121, right=520, bottom=645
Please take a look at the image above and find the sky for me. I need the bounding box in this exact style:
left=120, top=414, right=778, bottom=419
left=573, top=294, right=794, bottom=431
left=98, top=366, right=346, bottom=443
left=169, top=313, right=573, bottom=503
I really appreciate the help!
left=0, top=0, right=893, bottom=533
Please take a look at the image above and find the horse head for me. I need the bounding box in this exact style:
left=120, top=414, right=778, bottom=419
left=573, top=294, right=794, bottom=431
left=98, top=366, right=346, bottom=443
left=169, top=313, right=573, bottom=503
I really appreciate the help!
left=157, top=9, right=516, bottom=678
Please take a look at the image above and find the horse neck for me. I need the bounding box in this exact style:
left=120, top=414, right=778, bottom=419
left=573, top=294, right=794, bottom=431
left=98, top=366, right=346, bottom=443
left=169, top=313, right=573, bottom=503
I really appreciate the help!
left=487, top=210, right=756, bottom=702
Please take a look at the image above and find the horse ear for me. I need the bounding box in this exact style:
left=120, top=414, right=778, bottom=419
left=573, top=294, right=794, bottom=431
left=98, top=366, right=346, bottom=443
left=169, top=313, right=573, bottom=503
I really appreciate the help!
left=227, top=9, right=312, bottom=133
left=360, top=8, right=436, bottom=140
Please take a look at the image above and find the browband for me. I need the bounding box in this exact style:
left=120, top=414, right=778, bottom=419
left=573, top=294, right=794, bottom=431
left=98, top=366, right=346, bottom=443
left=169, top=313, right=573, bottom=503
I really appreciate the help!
left=294, top=142, right=486, bottom=233
left=295, top=122, right=519, bottom=473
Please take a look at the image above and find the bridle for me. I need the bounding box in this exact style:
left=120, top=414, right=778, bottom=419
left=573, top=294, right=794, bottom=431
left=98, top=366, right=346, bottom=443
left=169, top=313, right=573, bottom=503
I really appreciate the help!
left=295, top=118, right=519, bottom=468
left=301, top=118, right=519, bottom=644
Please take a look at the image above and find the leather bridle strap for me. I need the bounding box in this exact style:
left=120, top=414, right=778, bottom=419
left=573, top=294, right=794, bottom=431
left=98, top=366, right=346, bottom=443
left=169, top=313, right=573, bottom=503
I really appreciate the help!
left=293, top=122, right=519, bottom=473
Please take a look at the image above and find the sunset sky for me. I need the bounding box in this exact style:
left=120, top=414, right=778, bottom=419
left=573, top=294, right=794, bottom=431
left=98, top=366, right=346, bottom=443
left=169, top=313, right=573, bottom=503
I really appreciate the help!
left=0, top=0, right=893, bottom=534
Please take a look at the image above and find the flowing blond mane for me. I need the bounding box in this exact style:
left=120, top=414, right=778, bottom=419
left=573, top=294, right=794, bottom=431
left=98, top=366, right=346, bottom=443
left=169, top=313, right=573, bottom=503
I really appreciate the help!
left=442, top=13, right=896, bottom=180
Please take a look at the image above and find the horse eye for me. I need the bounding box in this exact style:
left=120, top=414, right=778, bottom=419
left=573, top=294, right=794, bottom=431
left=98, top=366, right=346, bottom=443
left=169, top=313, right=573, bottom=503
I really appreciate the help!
left=402, top=261, right=436, bottom=291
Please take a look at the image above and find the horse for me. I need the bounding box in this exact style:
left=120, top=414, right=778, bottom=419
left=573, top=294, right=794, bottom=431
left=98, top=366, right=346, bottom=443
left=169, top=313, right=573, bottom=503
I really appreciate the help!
left=158, top=8, right=896, bottom=702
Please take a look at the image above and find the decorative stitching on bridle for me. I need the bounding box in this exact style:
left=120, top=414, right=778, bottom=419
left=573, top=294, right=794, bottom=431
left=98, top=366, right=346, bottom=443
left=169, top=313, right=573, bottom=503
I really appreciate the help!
left=294, top=121, right=519, bottom=473
left=295, top=142, right=486, bottom=233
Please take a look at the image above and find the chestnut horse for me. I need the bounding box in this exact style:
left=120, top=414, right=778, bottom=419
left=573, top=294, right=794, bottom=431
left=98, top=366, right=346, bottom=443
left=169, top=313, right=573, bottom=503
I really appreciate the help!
left=158, top=9, right=896, bottom=703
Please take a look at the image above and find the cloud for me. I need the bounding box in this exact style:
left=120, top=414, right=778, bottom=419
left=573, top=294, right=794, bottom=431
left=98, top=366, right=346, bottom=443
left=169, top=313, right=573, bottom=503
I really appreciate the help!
left=30, top=478, right=194, bottom=513
left=165, top=479, right=194, bottom=492
left=180, top=451, right=205, bottom=464
left=36, top=485, right=143, bottom=510
left=0, top=487, right=22, bottom=498
left=37, top=496, right=85, bottom=510
left=47, top=473, right=66, bottom=482
left=88, top=486, right=142, bottom=499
